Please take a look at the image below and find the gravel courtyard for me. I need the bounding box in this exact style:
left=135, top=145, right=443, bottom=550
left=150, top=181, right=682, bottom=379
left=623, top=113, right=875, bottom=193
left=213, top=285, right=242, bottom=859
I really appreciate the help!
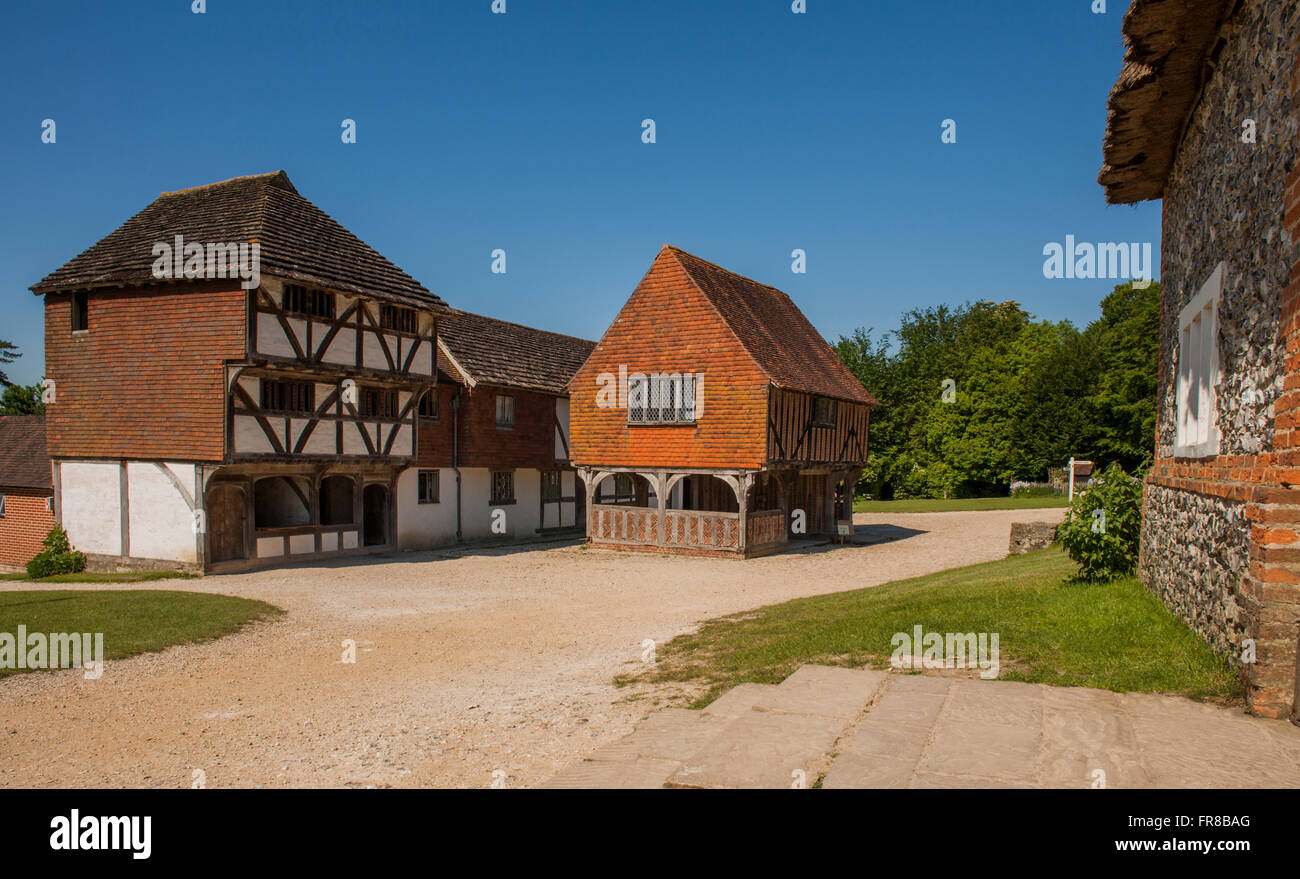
left=1, top=508, right=1065, bottom=789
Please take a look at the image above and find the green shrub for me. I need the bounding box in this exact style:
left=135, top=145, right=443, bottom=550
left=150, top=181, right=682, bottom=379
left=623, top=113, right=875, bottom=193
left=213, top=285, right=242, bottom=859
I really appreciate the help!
left=1057, top=462, right=1143, bottom=581
left=25, top=524, right=88, bottom=579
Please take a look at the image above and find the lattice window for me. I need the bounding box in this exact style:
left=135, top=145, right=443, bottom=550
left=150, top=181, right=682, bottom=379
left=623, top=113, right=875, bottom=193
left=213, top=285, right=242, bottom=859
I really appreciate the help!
left=628, top=373, right=697, bottom=424
left=491, top=470, right=515, bottom=505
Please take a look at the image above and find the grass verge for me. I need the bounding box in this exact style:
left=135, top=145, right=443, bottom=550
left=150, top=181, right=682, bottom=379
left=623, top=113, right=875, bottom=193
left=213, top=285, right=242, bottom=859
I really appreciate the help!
left=855, top=496, right=1070, bottom=513
left=622, top=547, right=1242, bottom=708
left=0, top=589, right=283, bottom=677
left=0, top=571, right=197, bottom=583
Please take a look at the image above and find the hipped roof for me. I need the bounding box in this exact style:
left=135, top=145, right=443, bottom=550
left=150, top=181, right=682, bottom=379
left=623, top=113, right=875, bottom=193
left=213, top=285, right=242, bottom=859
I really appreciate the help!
left=31, top=171, right=451, bottom=312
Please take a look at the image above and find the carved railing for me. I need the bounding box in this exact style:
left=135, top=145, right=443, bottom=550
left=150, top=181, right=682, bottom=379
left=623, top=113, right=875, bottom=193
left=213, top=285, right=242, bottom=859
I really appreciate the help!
left=590, top=504, right=786, bottom=553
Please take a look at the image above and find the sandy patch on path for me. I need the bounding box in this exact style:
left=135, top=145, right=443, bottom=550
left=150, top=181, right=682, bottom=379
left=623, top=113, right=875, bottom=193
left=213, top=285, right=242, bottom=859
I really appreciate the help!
left=0, top=507, right=1065, bottom=789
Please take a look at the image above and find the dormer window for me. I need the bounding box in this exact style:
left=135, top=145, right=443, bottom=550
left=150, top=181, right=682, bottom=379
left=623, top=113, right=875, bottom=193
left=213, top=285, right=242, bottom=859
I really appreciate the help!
left=379, top=304, right=417, bottom=333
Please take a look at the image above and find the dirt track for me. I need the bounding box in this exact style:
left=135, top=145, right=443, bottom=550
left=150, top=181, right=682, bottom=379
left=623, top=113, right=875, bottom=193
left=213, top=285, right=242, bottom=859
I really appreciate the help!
left=0, top=508, right=1064, bottom=789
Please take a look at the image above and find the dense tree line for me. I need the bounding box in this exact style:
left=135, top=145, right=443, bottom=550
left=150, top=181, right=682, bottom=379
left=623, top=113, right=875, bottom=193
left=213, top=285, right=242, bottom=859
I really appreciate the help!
left=835, top=282, right=1159, bottom=499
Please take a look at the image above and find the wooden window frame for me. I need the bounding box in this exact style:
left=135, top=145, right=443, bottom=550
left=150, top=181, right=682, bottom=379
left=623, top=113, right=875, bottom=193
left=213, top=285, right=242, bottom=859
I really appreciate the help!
left=71, top=291, right=89, bottom=333
left=283, top=284, right=336, bottom=320
left=379, top=303, right=418, bottom=334
left=490, top=470, right=516, bottom=506
left=1174, top=263, right=1223, bottom=459
left=541, top=470, right=562, bottom=501
left=359, top=387, right=400, bottom=419
left=261, top=379, right=316, bottom=414
left=627, top=373, right=697, bottom=425
left=417, top=390, right=440, bottom=421
left=812, top=396, right=838, bottom=428
left=418, top=470, right=440, bottom=504
left=495, top=394, right=515, bottom=430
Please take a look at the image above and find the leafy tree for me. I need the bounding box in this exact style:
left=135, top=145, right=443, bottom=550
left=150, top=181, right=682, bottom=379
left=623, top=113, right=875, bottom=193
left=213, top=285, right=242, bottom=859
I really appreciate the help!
left=835, top=282, right=1160, bottom=499
left=0, top=382, right=44, bottom=415
left=0, top=340, right=17, bottom=386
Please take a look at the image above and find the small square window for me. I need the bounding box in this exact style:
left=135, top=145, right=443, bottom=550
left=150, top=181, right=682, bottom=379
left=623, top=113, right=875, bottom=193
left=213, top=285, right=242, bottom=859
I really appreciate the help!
left=496, top=394, right=515, bottom=429
left=1175, top=263, right=1223, bottom=459
left=71, top=292, right=89, bottom=333
left=491, top=470, right=515, bottom=505
left=418, top=470, right=440, bottom=504
left=812, top=396, right=837, bottom=428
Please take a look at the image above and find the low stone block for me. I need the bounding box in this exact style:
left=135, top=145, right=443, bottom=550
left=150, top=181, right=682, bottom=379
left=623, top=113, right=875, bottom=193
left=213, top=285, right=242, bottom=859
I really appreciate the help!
left=1009, top=521, right=1057, bottom=554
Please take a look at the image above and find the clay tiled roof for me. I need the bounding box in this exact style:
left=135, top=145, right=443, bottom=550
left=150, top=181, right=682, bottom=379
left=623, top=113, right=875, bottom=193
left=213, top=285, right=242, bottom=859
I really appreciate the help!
left=0, top=416, right=51, bottom=491
left=31, top=171, right=451, bottom=312
left=666, top=246, right=877, bottom=405
left=438, top=311, right=596, bottom=395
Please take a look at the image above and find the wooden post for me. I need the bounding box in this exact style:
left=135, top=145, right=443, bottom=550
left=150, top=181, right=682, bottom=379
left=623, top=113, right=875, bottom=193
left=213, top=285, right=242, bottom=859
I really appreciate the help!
left=656, top=470, right=667, bottom=547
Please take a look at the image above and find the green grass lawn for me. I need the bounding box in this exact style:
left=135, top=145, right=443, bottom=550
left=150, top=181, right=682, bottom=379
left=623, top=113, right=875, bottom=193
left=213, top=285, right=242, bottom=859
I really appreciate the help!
left=855, top=496, right=1070, bottom=513
left=0, top=571, right=197, bottom=583
left=626, top=547, right=1242, bottom=708
left=0, top=590, right=283, bottom=677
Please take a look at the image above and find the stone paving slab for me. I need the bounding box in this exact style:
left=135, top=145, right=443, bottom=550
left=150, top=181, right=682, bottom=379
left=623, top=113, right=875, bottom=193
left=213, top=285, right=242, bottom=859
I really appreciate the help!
left=541, top=756, right=682, bottom=789
left=701, top=683, right=776, bottom=719
left=587, top=708, right=732, bottom=763
left=545, top=664, right=1300, bottom=789
left=667, top=709, right=850, bottom=789
left=745, top=666, right=887, bottom=720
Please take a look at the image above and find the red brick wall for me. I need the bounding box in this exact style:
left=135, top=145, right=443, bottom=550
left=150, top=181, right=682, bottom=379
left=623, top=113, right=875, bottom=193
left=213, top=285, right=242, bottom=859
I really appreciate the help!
left=44, top=283, right=247, bottom=462
left=569, top=248, right=770, bottom=470
left=414, top=382, right=560, bottom=470
left=0, top=490, right=55, bottom=567
left=1242, top=45, right=1300, bottom=717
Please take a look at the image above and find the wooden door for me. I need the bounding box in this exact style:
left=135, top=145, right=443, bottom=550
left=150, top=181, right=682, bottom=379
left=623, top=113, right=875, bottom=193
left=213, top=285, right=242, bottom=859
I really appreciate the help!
left=207, top=483, right=247, bottom=563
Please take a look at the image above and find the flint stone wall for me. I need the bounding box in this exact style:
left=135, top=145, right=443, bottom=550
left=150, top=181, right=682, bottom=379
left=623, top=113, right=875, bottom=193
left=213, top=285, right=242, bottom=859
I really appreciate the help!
left=1156, top=0, right=1299, bottom=459
left=1140, top=483, right=1249, bottom=656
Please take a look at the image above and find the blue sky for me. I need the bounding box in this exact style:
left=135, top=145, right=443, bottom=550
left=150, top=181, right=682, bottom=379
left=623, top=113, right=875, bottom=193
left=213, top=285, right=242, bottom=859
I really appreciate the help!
left=1, top=0, right=1158, bottom=387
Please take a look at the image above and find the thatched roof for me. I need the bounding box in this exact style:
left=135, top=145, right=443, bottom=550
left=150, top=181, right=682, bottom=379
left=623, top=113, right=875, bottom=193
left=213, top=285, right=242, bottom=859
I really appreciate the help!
left=1098, top=0, right=1234, bottom=204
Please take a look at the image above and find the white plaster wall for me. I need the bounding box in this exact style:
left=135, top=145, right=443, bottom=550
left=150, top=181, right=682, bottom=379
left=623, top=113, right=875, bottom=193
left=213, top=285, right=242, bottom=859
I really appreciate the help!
left=256, top=312, right=295, bottom=358
left=460, top=468, right=542, bottom=540
left=554, top=397, right=571, bottom=460
left=59, top=461, right=121, bottom=556
left=127, top=462, right=196, bottom=563
left=234, top=415, right=276, bottom=454
left=395, top=467, right=459, bottom=550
